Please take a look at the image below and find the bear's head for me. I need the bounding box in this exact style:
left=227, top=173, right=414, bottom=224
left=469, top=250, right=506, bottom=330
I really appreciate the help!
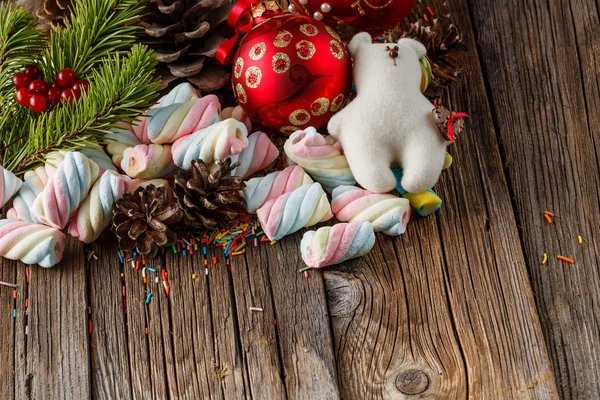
left=348, top=32, right=427, bottom=93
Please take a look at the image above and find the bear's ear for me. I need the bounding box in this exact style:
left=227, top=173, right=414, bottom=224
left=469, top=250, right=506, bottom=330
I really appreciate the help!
left=396, top=38, right=427, bottom=59
left=347, top=32, right=372, bottom=57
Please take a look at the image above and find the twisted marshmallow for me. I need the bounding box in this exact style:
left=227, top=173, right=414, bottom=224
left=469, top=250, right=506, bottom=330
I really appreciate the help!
left=105, top=127, right=142, bottom=167
left=0, top=166, right=23, bottom=208
left=121, top=144, right=176, bottom=179
left=284, top=127, right=355, bottom=192
left=32, top=152, right=100, bottom=229
left=146, top=95, right=221, bottom=144
left=172, top=118, right=249, bottom=170
left=332, top=185, right=411, bottom=236
left=301, top=221, right=375, bottom=268
left=0, top=219, right=66, bottom=268
left=257, top=182, right=333, bottom=241
left=68, top=171, right=132, bottom=243
left=241, top=166, right=313, bottom=213
left=157, top=82, right=199, bottom=107
left=231, top=131, right=279, bottom=178
left=221, top=106, right=252, bottom=133
left=44, top=149, right=115, bottom=176
left=6, top=167, right=49, bottom=223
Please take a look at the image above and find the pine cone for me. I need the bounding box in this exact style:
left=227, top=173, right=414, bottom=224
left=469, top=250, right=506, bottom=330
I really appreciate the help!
left=173, top=158, right=245, bottom=230
left=112, top=184, right=182, bottom=255
left=398, top=17, right=468, bottom=97
left=36, top=0, right=71, bottom=30
left=141, top=0, right=233, bottom=91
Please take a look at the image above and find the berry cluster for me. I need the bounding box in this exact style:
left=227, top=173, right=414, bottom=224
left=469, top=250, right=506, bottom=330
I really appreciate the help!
left=12, top=65, right=89, bottom=113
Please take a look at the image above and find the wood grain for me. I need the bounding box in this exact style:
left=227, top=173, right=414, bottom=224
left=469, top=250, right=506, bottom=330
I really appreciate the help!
left=0, top=258, right=16, bottom=400
left=88, top=236, right=132, bottom=399
left=264, top=233, right=340, bottom=399
left=467, top=0, right=600, bottom=398
left=14, top=237, right=90, bottom=399
left=229, top=243, right=287, bottom=399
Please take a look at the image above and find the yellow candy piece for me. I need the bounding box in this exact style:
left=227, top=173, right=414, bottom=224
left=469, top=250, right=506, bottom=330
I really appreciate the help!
left=444, top=153, right=453, bottom=170
left=402, top=190, right=442, bottom=217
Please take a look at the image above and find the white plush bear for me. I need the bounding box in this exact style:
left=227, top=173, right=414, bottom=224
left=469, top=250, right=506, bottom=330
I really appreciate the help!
left=327, top=32, right=449, bottom=194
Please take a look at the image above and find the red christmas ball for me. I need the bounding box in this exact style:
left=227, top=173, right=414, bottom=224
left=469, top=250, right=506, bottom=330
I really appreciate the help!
left=231, top=14, right=352, bottom=135
left=291, top=0, right=416, bottom=35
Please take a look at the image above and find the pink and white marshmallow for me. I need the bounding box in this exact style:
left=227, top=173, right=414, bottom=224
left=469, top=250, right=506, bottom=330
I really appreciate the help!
left=0, top=219, right=66, bottom=268
left=7, top=166, right=49, bottom=223
left=221, top=105, right=252, bottom=133
left=231, top=131, right=279, bottom=178
left=121, top=144, right=176, bottom=179
left=241, top=166, right=313, bottom=213
left=331, top=185, right=411, bottom=236
left=32, top=152, right=100, bottom=230
left=0, top=166, right=23, bottom=208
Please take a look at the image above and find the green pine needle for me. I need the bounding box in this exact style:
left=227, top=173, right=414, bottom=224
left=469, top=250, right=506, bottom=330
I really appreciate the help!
left=4, top=44, right=160, bottom=173
left=41, top=0, right=148, bottom=80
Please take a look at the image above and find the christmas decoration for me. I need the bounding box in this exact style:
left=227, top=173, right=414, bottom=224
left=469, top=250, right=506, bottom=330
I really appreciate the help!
left=397, top=17, right=468, bottom=97
left=283, top=127, right=355, bottom=191
left=231, top=131, right=279, bottom=178
left=68, top=170, right=132, bottom=243
left=121, top=144, right=176, bottom=179
left=31, top=152, right=100, bottom=230
left=140, top=0, right=233, bottom=90
left=331, top=185, right=411, bottom=236
left=173, top=158, right=245, bottom=230
left=289, top=0, right=415, bottom=37
left=300, top=221, right=375, bottom=269
left=256, top=182, right=333, bottom=241
left=241, top=165, right=313, bottom=213
left=229, top=14, right=352, bottom=134
left=0, top=219, right=66, bottom=268
left=112, top=184, right=182, bottom=255
left=327, top=33, right=464, bottom=194
left=0, top=166, right=23, bottom=208
left=171, top=118, right=249, bottom=170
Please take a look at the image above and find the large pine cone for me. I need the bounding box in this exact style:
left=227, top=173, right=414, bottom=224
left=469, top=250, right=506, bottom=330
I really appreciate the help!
left=35, top=0, right=71, bottom=30
left=141, top=0, right=233, bottom=91
left=174, top=158, right=245, bottom=230
left=112, top=184, right=182, bottom=255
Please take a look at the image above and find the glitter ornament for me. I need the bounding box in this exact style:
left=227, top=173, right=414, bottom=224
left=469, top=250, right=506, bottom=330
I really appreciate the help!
left=230, top=14, right=352, bottom=135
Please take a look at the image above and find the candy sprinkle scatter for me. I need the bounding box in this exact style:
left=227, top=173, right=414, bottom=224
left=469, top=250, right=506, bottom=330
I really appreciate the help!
left=557, top=256, right=575, bottom=264
left=541, top=253, right=548, bottom=265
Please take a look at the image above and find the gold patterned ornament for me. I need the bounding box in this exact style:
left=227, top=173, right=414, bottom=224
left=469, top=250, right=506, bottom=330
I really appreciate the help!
left=300, top=24, right=319, bottom=36
left=280, top=126, right=300, bottom=135
left=330, top=94, right=345, bottom=112
left=311, top=98, right=330, bottom=116
left=272, top=53, right=291, bottom=74
left=289, top=109, right=311, bottom=125
left=296, top=40, right=316, bottom=60
left=234, top=57, right=244, bottom=79
left=245, top=66, right=262, bottom=89
left=274, top=30, right=293, bottom=48
left=249, top=42, right=267, bottom=60
left=330, top=40, right=344, bottom=59
left=235, top=83, right=247, bottom=103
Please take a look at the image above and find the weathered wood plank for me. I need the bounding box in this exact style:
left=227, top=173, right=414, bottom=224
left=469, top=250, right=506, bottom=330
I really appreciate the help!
left=14, top=237, right=90, bottom=399
left=0, top=258, right=16, bottom=400
left=468, top=0, right=600, bottom=398
left=88, top=236, right=132, bottom=400
left=323, top=0, right=559, bottom=397
left=230, top=243, right=287, bottom=399
left=264, top=233, right=340, bottom=399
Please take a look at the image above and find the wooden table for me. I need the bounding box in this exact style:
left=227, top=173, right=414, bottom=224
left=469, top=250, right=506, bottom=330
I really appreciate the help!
left=2, top=0, right=599, bottom=398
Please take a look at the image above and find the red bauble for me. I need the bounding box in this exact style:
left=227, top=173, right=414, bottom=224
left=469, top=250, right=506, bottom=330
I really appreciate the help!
left=231, top=14, right=352, bottom=134
left=291, top=0, right=416, bottom=35
left=29, top=94, right=47, bottom=113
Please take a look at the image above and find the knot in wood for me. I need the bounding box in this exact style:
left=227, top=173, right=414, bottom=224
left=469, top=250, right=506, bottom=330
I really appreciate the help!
left=395, top=369, right=430, bottom=395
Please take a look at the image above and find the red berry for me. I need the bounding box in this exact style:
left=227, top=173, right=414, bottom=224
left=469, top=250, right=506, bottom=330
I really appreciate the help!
left=60, top=88, right=76, bottom=104
left=12, top=72, right=30, bottom=89
left=73, top=80, right=89, bottom=93
left=29, top=80, right=49, bottom=96
left=24, top=64, right=41, bottom=80
left=29, top=94, right=47, bottom=113
left=15, top=88, right=32, bottom=107
left=47, top=87, right=62, bottom=105
left=56, top=68, right=76, bottom=88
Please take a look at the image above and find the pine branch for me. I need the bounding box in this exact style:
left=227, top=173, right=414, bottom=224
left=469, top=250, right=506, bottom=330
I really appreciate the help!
left=41, top=0, right=148, bottom=81
left=4, top=44, right=160, bottom=173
